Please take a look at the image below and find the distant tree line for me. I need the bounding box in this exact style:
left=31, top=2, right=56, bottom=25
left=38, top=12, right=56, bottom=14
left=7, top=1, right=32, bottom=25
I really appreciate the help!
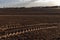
left=0, top=6, right=59, bottom=9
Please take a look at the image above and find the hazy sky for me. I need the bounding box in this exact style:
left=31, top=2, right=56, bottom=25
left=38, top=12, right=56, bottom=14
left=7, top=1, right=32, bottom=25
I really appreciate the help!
left=0, top=0, right=60, bottom=8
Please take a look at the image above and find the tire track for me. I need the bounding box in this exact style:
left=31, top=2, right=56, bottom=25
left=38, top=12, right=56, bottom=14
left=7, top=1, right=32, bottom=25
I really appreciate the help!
left=0, top=26, right=57, bottom=39
left=0, top=23, right=57, bottom=31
